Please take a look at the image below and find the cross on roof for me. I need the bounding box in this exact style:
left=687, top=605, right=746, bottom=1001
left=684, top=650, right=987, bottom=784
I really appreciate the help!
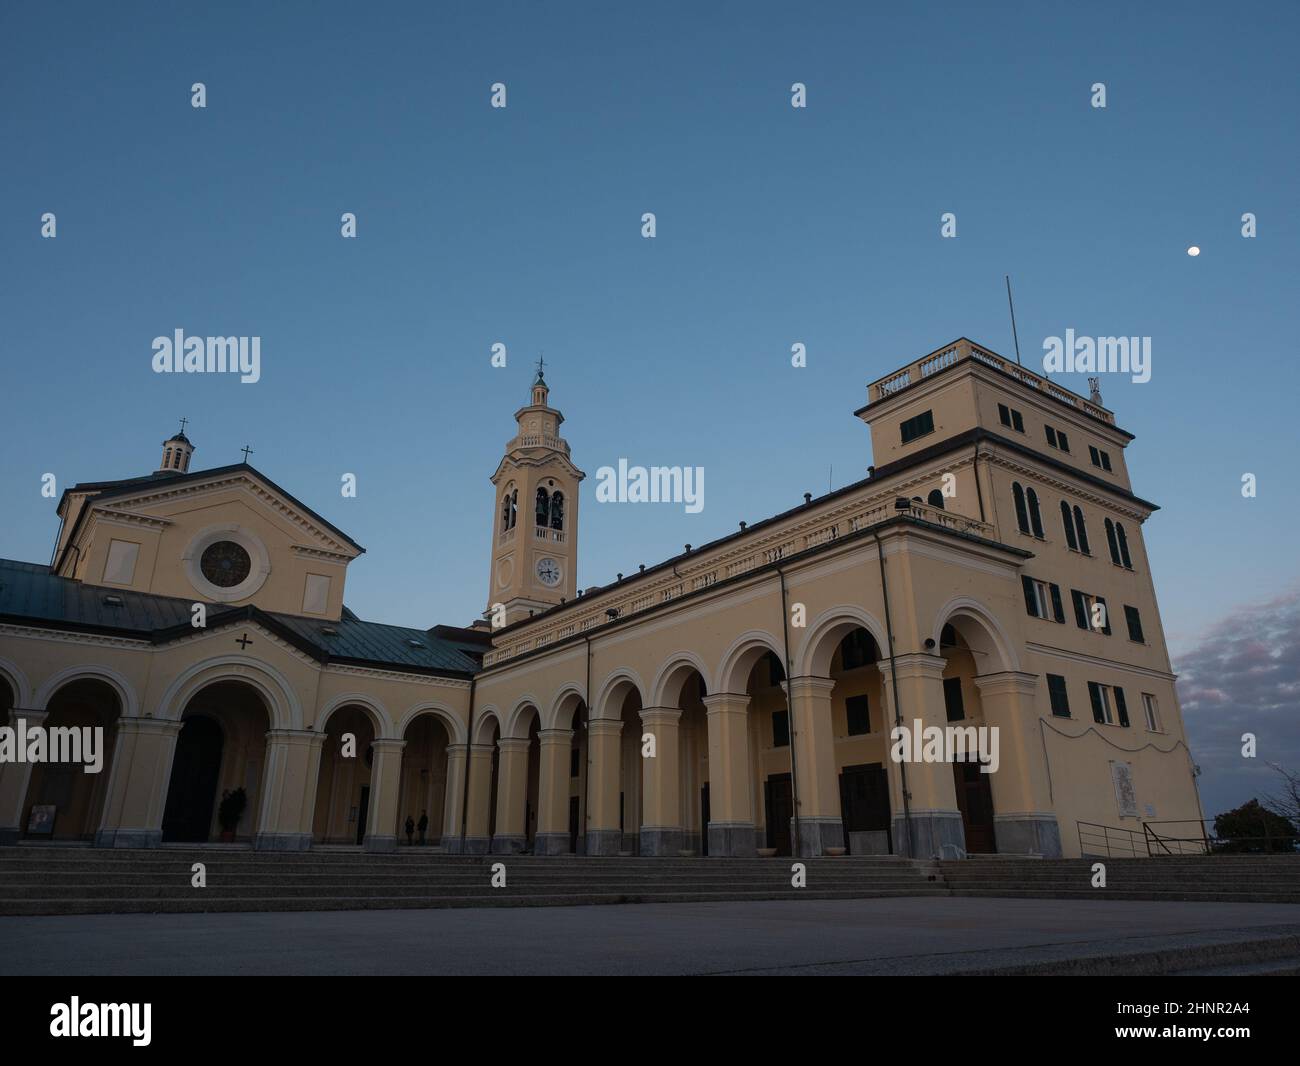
left=536, top=353, right=546, bottom=378
left=240, top=445, right=254, bottom=463
left=178, top=416, right=188, bottom=434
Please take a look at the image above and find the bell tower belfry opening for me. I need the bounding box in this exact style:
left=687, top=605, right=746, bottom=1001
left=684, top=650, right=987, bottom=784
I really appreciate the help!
left=487, top=361, right=585, bottom=626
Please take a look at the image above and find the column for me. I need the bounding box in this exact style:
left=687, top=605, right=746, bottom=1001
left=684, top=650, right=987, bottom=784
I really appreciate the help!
left=491, top=737, right=530, bottom=853
left=446, top=742, right=494, bottom=854
left=363, top=737, right=406, bottom=852
left=534, top=728, right=574, bottom=855
left=0, top=709, right=47, bottom=845
left=254, top=729, right=324, bottom=851
left=974, top=671, right=1062, bottom=856
left=585, top=718, right=624, bottom=855
left=93, top=717, right=183, bottom=848
left=638, top=707, right=682, bottom=856
left=438, top=742, right=468, bottom=850
left=702, top=692, right=756, bottom=856
left=879, top=653, right=966, bottom=858
left=784, top=676, right=844, bottom=856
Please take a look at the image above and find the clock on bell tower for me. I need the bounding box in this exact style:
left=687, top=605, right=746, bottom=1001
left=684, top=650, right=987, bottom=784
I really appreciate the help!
left=487, top=361, right=585, bottom=626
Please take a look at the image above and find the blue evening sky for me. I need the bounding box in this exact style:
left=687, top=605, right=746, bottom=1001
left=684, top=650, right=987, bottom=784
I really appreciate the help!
left=2, top=2, right=1296, bottom=676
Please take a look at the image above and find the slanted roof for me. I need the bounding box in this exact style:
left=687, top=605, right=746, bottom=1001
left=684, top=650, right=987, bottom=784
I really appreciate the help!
left=0, top=558, right=478, bottom=678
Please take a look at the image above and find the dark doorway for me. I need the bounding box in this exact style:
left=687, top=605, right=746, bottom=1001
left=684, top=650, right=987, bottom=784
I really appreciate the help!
left=161, top=716, right=223, bottom=842
left=953, top=761, right=996, bottom=853
left=700, top=783, right=710, bottom=856
left=764, top=773, right=794, bottom=855
left=355, top=785, right=370, bottom=845
left=839, top=763, right=891, bottom=854
left=568, top=796, right=580, bottom=853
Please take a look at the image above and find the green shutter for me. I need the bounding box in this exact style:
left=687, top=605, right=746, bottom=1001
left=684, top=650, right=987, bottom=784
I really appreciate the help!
left=1113, top=686, right=1130, bottom=727
left=1072, top=589, right=1089, bottom=629
left=1088, top=681, right=1105, bottom=724
left=1049, top=583, right=1065, bottom=623
left=1022, top=575, right=1038, bottom=617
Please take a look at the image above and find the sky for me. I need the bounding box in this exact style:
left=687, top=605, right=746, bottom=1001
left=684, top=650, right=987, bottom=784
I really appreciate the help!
left=1, top=1, right=1296, bottom=819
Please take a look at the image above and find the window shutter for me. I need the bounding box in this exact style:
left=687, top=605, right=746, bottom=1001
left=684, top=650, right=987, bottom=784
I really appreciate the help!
left=1074, top=507, right=1091, bottom=554
left=1060, top=501, right=1078, bottom=550
left=1028, top=489, right=1044, bottom=538
left=1117, top=524, right=1133, bottom=569
left=1097, top=595, right=1112, bottom=635
left=1072, top=589, right=1089, bottom=630
left=1022, top=575, right=1038, bottom=617
left=1105, top=519, right=1120, bottom=565
left=1088, top=682, right=1105, bottom=724
left=1049, top=583, right=1065, bottom=623
left=1125, top=605, right=1144, bottom=643
left=1013, top=483, right=1029, bottom=534
left=1113, top=686, right=1130, bottom=727
left=1059, top=431, right=1070, bottom=452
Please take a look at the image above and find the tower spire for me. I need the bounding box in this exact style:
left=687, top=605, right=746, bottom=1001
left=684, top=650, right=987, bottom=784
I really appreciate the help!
left=158, top=421, right=195, bottom=474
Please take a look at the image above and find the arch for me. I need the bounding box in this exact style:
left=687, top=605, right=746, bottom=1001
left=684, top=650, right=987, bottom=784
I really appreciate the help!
left=715, top=630, right=783, bottom=694
left=472, top=705, right=504, bottom=745
left=317, top=693, right=391, bottom=739
left=504, top=696, right=542, bottom=739
left=396, top=701, right=466, bottom=746
left=649, top=652, right=713, bottom=708
left=0, top=656, right=34, bottom=709
left=34, top=665, right=138, bottom=718
left=155, top=654, right=301, bottom=730
left=795, top=607, right=890, bottom=678
left=927, top=489, right=945, bottom=510
left=535, top=487, right=550, bottom=526
left=931, top=596, right=1021, bottom=673
left=591, top=668, right=646, bottom=721
left=545, top=683, right=588, bottom=730
left=550, top=490, right=565, bottom=531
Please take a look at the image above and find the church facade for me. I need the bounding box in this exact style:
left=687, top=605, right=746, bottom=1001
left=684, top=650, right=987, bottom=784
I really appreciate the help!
left=0, top=339, right=1204, bottom=859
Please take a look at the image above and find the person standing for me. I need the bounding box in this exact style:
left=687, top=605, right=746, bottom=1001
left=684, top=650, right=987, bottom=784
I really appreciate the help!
left=404, top=815, right=415, bottom=845
left=417, top=810, right=429, bottom=846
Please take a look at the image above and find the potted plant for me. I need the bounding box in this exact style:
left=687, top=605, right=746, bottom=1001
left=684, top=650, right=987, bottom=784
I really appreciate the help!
left=218, top=787, right=247, bottom=843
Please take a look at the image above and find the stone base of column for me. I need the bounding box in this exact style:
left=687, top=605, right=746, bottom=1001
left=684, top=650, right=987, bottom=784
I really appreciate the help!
left=892, top=811, right=966, bottom=858
left=533, top=832, right=572, bottom=856
left=994, top=814, right=1062, bottom=857
left=363, top=834, right=398, bottom=853
left=0, top=826, right=23, bottom=846
left=793, top=816, right=845, bottom=857
left=93, top=828, right=162, bottom=849
left=254, top=832, right=313, bottom=852
left=442, top=835, right=490, bottom=855
left=490, top=834, right=527, bottom=855
left=585, top=829, right=623, bottom=856
left=708, top=821, right=757, bottom=857
left=639, top=827, right=683, bottom=857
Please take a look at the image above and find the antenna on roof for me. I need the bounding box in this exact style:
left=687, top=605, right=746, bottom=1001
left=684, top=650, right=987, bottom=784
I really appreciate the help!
left=1004, top=275, right=1023, bottom=367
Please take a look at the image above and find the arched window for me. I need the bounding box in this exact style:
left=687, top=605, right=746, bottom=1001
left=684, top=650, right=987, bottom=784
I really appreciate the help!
left=927, top=489, right=946, bottom=510
left=501, top=492, right=512, bottom=532
left=1060, top=500, right=1078, bottom=551
left=510, top=489, right=518, bottom=529
left=535, top=487, right=550, bottom=526
left=1073, top=505, right=1091, bottom=554
left=1027, top=488, right=1044, bottom=538
left=1012, top=482, right=1030, bottom=535
left=1104, top=518, right=1121, bottom=565
left=550, top=491, right=565, bottom=531
left=164, top=448, right=173, bottom=468
left=1116, top=522, right=1132, bottom=569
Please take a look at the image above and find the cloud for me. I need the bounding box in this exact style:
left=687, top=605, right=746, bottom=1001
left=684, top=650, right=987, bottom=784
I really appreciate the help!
left=1176, top=588, right=1300, bottom=820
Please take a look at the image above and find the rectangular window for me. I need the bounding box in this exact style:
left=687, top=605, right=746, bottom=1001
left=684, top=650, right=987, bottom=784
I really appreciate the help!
left=771, top=709, right=790, bottom=748
left=1101, top=451, right=1112, bottom=471
left=1142, top=693, right=1161, bottom=732
left=1045, top=425, right=1057, bottom=448
left=1124, top=605, right=1145, bottom=643
left=1058, top=430, right=1070, bottom=452
left=1087, top=681, right=1114, bottom=725
left=1045, top=425, right=1070, bottom=452
left=998, top=403, right=1012, bottom=427
left=900, top=410, right=935, bottom=444
left=1047, top=674, right=1070, bottom=717
left=1072, top=590, right=1109, bottom=634
left=1024, top=577, right=1064, bottom=622
left=943, top=677, right=965, bottom=722
left=845, top=694, right=870, bottom=736
left=1011, top=409, right=1024, bottom=432
left=1089, top=445, right=1101, bottom=467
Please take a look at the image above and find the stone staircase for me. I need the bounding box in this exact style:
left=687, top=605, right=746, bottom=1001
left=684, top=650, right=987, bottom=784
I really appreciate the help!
left=2, top=848, right=1294, bottom=915
left=0, top=847, right=943, bottom=915
left=938, top=855, right=1300, bottom=904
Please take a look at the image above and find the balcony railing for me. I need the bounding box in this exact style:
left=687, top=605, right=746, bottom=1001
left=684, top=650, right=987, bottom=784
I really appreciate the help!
left=867, top=339, right=1116, bottom=425
left=508, top=433, right=571, bottom=455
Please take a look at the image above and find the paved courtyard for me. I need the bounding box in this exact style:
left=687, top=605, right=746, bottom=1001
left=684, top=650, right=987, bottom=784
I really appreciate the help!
left=3, top=897, right=1298, bottom=975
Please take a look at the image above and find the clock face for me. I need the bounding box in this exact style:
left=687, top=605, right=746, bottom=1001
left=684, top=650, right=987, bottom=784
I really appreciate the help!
left=536, top=557, right=562, bottom=587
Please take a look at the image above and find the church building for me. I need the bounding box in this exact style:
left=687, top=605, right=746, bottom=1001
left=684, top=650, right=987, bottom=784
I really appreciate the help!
left=0, top=339, right=1204, bottom=859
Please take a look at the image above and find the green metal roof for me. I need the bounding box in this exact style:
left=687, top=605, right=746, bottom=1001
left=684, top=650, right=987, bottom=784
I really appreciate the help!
left=0, top=558, right=480, bottom=677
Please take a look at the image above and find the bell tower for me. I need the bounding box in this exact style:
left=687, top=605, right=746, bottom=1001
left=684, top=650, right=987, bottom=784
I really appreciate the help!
left=487, top=361, right=585, bottom=626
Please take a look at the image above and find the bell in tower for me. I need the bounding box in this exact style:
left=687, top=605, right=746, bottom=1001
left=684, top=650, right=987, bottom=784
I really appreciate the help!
left=486, top=361, right=585, bottom=627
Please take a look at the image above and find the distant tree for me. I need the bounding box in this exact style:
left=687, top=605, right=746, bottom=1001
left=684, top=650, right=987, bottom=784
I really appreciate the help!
left=1213, top=798, right=1297, bottom=853
left=1263, top=763, right=1300, bottom=827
